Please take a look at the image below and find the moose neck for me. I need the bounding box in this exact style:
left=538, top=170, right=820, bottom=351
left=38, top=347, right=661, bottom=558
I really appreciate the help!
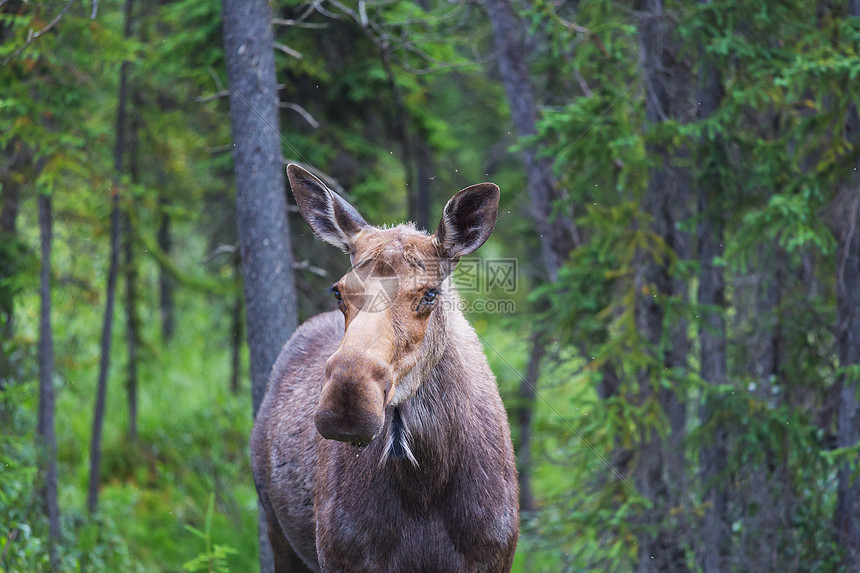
left=381, top=291, right=473, bottom=472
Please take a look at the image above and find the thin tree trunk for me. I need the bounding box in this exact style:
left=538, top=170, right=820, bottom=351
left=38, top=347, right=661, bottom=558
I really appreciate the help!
left=37, top=193, right=60, bottom=570
left=88, top=186, right=121, bottom=515
left=517, top=329, right=546, bottom=514
left=0, top=143, right=29, bottom=392
left=221, top=0, right=299, bottom=569
left=697, top=9, right=730, bottom=569
left=0, top=177, right=20, bottom=391
left=125, top=90, right=141, bottom=443
left=123, top=210, right=139, bottom=442
left=88, top=0, right=133, bottom=514
left=834, top=190, right=860, bottom=567
left=413, top=137, right=432, bottom=232
left=158, top=192, right=175, bottom=342
left=230, top=255, right=242, bottom=395
left=481, top=0, right=575, bottom=280
left=834, top=3, right=860, bottom=561
left=0, top=173, right=20, bottom=343
left=381, top=50, right=419, bottom=227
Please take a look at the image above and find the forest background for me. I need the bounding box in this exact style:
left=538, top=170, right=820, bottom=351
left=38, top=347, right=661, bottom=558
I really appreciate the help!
left=2, top=0, right=860, bottom=571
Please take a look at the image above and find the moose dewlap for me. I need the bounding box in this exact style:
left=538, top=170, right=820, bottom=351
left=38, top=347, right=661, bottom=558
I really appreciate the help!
left=251, top=164, right=519, bottom=573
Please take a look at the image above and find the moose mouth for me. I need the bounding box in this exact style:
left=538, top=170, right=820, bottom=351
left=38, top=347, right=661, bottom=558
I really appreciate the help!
left=327, top=428, right=379, bottom=449
left=315, top=357, right=389, bottom=447
left=314, top=397, right=384, bottom=446
left=347, top=436, right=375, bottom=448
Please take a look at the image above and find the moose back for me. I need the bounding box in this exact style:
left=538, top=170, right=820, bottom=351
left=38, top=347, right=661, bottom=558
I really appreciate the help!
left=251, top=165, right=519, bottom=572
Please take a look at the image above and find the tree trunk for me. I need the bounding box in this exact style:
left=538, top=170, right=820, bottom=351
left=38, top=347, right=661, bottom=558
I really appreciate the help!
left=517, top=329, right=546, bottom=514
left=633, top=1, right=691, bottom=570
left=158, top=193, right=175, bottom=342
left=0, top=170, right=20, bottom=391
left=125, top=91, right=141, bottom=443
left=88, top=0, right=133, bottom=514
left=632, top=168, right=689, bottom=573
left=0, top=142, right=29, bottom=390
left=37, top=193, right=60, bottom=570
left=221, top=0, right=299, bottom=569
left=413, top=137, right=432, bottom=232
left=0, top=166, right=21, bottom=342
left=88, top=183, right=121, bottom=515
left=230, top=255, right=242, bottom=395
left=833, top=0, right=860, bottom=562
left=696, top=10, right=730, bottom=570
left=481, top=0, right=575, bottom=280
left=123, top=209, right=139, bottom=442
left=666, top=202, right=692, bottom=500
left=382, top=50, right=417, bottom=226
left=480, top=0, right=577, bottom=513
left=834, top=190, right=860, bottom=567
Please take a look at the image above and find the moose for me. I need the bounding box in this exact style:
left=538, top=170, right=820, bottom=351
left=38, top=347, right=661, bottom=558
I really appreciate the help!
left=251, top=164, right=520, bottom=572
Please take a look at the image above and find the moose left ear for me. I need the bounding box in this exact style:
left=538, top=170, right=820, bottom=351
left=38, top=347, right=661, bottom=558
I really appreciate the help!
left=287, top=164, right=368, bottom=254
left=433, top=183, right=500, bottom=259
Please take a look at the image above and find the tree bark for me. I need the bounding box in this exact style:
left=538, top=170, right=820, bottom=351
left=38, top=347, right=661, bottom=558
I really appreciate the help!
left=123, top=210, right=139, bottom=442
left=0, top=164, right=21, bottom=390
left=382, top=50, right=433, bottom=232
left=88, top=0, right=133, bottom=514
left=517, top=329, right=546, bottom=514
left=0, top=159, right=21, bottom=343
left=221, top=0, right=299, bottom=570
left=125, top=90, right=141, bottom=443
left=481, top=0, right=575, bottom=280
left=0, top=141, right=30, bottom=389
left=834, top=190, right=860, bottom=567
left=696, top=8, right=730, bottom=570
left=633, top=1, right=691, bottom=571
left=230, top=255, right=242, bottom=395
left=382, top=50, right=417, bottom=225
left=158, top=193, right=175, bottom=342
left=413, top=137, right=432, bottom=232
left=37, top=193, right=60, bottom=571
left=833, top=1, right=860, bottom=563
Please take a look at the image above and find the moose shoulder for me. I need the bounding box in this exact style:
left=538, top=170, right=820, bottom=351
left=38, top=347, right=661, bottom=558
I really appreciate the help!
left=251, top=164, right=519, bottom=573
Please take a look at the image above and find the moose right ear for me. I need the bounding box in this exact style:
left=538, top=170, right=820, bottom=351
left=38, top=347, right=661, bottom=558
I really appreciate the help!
left=287, top=164, right=368, bottom=254
left=433, top=182, right=500, bottom=259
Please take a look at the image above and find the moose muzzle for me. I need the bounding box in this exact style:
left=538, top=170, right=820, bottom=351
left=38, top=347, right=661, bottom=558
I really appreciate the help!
left=315, top=350, right=393, bottom=446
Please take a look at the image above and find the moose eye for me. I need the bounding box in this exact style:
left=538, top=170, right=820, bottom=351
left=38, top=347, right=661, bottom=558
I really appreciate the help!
left=421, top=289, right=438, bottom=305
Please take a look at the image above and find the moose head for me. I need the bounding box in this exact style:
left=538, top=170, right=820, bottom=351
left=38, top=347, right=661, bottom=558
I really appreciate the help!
left=287, top=164, right=500, bottom=446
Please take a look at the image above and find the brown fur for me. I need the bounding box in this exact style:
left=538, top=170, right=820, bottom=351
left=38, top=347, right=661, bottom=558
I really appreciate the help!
left=251, top=169, right=519, bottom=573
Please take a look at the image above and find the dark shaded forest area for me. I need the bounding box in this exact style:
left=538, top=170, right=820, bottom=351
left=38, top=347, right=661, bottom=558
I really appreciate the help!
left=2, top=0, right=860, bottom=571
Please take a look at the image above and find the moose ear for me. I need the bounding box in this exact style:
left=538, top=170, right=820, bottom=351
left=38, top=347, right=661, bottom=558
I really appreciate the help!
left=433, top=183, right=500, bottom=259
left=287, top=164, right=368, bottom=253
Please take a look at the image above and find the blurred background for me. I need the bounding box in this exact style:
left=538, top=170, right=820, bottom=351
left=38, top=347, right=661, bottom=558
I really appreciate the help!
left=2, top=0, right=860, bottom=571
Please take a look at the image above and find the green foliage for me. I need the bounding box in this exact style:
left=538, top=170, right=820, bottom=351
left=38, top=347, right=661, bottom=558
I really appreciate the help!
left=519, top=0, right=855, bottom=568
left=2, top=0, right=859, bottom=570
left=182, top=493, right=238, bottom=573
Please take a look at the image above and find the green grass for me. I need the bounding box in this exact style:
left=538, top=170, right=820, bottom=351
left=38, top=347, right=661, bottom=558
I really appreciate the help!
left=7, top=279, right=259, bottom=571
left=3, top=251, right=593, bottom=571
